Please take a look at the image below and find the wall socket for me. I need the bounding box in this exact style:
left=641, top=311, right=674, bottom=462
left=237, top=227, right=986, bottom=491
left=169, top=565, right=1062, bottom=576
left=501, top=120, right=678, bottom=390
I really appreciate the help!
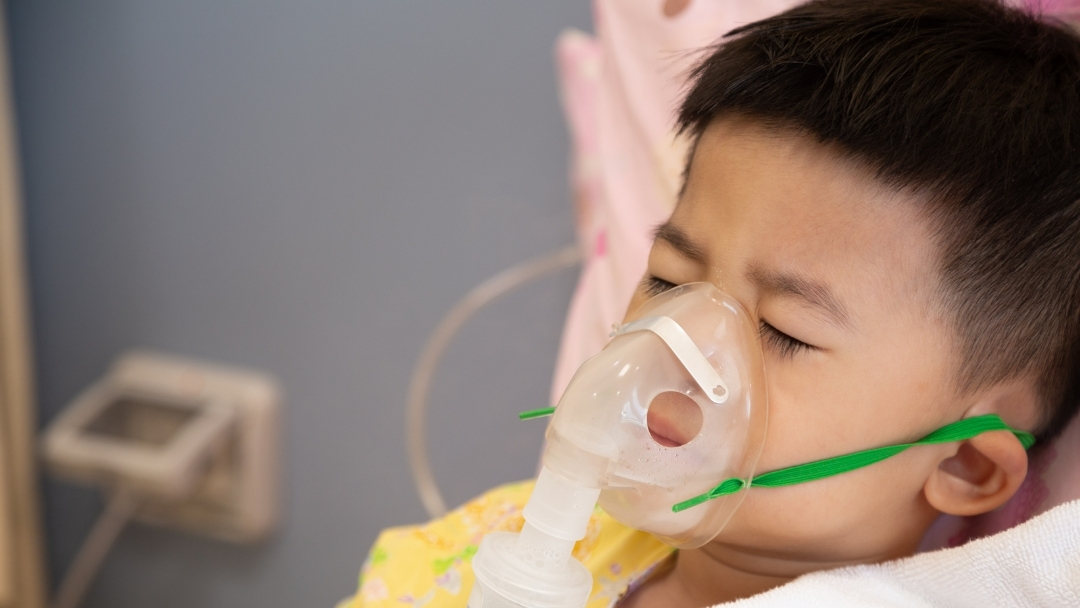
left=42, top=350, right=282, bottom=543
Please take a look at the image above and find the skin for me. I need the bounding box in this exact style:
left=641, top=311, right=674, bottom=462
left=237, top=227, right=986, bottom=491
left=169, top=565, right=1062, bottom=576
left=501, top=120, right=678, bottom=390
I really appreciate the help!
left=617, top=117, right=1037, bottom=607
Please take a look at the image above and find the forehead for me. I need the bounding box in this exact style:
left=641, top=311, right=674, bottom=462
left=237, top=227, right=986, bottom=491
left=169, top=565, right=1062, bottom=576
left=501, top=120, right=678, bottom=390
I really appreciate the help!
left=673, top=118, right=941, bottom=325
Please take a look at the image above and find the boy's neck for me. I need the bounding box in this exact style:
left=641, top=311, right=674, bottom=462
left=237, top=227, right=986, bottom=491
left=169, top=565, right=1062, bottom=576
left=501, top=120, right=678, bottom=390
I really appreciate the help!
left=672, top=548, right=798, bottom=605
left=620, top=542, right=913, bottom=607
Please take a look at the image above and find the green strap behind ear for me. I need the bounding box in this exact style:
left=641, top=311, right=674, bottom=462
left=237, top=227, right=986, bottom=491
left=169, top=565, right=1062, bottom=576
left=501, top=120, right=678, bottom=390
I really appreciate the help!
left=671, top=414, right=1036, bottom=513
left=516, top=409, right=1035, bottom=515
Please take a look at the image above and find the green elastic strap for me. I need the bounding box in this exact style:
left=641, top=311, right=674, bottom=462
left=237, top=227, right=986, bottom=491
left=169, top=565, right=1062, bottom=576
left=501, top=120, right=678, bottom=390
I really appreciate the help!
left=519, top=407, right=556, bottom=420
left=671, top=414, right=1035, bottom=513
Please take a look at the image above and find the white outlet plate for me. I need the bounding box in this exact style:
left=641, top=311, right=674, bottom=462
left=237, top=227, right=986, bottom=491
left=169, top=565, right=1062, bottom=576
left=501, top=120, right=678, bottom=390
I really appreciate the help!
left=46, top=350, right=282, bottom=543
left=42, top=383, right=236, bottom=500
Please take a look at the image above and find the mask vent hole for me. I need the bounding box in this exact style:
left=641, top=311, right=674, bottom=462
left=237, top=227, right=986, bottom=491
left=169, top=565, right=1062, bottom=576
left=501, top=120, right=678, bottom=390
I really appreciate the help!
left=646, top=391, right=703, bottom=448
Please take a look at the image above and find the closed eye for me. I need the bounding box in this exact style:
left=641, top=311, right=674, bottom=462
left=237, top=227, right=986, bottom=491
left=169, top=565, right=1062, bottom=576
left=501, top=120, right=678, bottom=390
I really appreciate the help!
left=644, top=276, right=817, bottom=358
left=759, top=321, right=816, bottom=358
left=642, top=275, right=678, bottom=297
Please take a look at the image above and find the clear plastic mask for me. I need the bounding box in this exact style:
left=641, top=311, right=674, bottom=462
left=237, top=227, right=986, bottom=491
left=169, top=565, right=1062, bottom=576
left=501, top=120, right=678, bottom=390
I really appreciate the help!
left=541, top=282, right=768, bottom=549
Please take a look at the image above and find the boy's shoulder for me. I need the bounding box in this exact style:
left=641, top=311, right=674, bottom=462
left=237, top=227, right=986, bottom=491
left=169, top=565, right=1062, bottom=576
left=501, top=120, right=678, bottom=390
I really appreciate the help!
left=347, top=480, right=673, bottom=608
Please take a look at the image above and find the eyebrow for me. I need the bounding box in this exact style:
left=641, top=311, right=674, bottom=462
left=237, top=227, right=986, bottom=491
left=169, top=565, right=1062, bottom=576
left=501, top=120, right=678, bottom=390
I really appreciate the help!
left=652, top=221, right=852, bottom=329
left=748, top=266, right=852, bottom=330
left=652, top=222, right=708, bottom=264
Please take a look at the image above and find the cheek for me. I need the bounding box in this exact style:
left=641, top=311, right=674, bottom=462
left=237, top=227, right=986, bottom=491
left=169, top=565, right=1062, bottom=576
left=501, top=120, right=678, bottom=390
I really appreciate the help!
left=720, top=448, right=942, bottom=559
left=759, top=328, right=955, bottom=474
left=717, top=329, right=956, bottom=554
left=753, top=356, right=840, bottom=473
left=622, top=284, right=653, bottom=323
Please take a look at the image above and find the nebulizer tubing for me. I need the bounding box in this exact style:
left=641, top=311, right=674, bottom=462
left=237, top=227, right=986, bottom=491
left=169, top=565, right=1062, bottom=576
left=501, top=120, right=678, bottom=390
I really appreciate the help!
left=405, top=245, right=582, bottom=518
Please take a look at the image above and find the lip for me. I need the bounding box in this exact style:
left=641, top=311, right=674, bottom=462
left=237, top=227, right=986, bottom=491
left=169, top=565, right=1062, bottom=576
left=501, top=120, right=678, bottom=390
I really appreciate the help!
left=648, top=416, right=686, bottom=447
left=646, top=391, right=703, bottom=448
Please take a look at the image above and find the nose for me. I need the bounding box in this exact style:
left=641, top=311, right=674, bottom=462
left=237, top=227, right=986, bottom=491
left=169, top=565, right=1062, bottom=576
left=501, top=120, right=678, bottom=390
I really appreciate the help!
left=646, top=391, right=703, bottom=447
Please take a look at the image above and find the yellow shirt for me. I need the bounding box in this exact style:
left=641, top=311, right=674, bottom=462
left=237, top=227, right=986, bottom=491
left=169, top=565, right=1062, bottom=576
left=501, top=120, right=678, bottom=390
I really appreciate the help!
left=346, top=480, right=674, bottom=608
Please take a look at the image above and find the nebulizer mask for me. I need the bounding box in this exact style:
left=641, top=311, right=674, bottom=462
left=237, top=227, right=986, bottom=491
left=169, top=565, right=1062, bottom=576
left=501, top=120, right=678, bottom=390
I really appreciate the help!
left=467, top=282, right=1034, bottom=608
left=467, top=283, right=764, bottom=608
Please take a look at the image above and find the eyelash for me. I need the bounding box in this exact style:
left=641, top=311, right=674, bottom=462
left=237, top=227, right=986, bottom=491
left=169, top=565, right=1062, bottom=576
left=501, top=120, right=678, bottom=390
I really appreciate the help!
left=641, top=274, right=816, bottom=358
left=642, top=275, right=677, bottom=296
left=759, top=321, right=815, bottom=359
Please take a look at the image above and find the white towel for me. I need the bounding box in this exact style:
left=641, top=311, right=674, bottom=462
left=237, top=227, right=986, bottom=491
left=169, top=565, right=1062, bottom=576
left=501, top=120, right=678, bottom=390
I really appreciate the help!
left=717, top=499, right=1080, bottom=608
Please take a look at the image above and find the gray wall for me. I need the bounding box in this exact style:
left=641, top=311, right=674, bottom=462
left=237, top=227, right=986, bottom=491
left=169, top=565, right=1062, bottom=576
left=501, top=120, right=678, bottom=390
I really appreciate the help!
left=7, top=1, right=590, bottom=606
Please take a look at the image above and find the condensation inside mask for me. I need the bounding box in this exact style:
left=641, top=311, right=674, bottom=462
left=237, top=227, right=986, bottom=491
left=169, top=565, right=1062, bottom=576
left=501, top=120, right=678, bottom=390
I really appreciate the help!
left=541, top=282, right=768, bottom=549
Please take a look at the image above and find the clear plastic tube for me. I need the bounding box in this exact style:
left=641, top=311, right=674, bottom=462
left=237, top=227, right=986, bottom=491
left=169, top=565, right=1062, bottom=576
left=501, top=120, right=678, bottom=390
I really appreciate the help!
left=405, top=245, right=581, bottom=517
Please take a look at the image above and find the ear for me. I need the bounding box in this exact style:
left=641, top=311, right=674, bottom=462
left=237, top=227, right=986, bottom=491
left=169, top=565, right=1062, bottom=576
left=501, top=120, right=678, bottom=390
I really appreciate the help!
left=923, top=430, right=1029, bottom=517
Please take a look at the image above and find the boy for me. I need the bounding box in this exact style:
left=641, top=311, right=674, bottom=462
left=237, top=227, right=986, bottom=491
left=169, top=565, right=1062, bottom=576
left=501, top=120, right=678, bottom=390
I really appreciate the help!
left=350, top=1, right=1080, bottom=606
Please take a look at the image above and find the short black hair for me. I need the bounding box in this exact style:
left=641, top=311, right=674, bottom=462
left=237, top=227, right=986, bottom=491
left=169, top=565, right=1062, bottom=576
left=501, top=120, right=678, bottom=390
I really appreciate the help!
left=678, top=0, right=1080, bottom=441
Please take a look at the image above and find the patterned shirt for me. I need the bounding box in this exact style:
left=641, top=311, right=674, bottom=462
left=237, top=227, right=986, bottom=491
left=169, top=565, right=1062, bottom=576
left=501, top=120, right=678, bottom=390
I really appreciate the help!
left=346, top=480, right=674, bottom=608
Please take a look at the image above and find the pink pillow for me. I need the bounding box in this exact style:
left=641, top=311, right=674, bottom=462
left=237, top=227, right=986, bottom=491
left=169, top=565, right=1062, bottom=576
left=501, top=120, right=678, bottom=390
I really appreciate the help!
left=1027, top=0, right=1080, bottom=23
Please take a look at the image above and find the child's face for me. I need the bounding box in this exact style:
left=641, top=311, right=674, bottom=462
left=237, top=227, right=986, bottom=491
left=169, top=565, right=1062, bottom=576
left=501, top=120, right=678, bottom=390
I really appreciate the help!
left=624, top=117, right=1035, bottom=569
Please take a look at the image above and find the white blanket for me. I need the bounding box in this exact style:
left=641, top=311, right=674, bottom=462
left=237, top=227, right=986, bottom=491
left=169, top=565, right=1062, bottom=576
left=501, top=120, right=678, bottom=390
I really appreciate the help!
left=718, top=500, right=1080, bottom=608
